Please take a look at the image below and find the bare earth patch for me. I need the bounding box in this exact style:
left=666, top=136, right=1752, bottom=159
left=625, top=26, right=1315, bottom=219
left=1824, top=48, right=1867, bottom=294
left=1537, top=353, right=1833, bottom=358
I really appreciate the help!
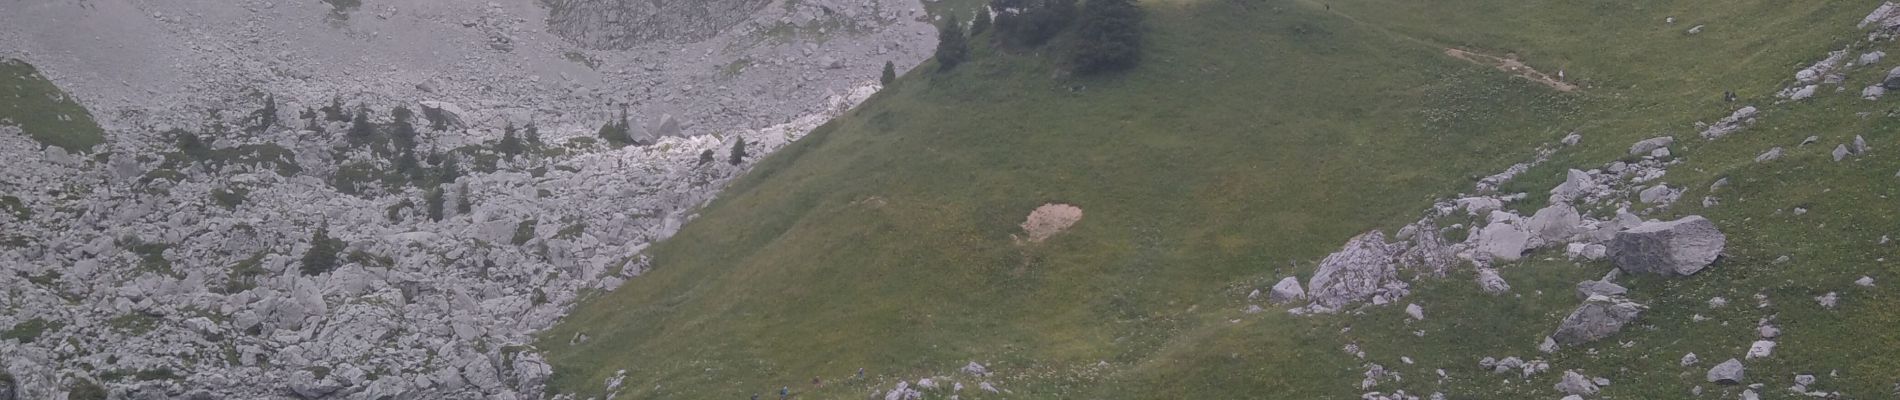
left=1016, top=203, right=1083, bottom=244
left=1443, top=48, right=1579, bottom=92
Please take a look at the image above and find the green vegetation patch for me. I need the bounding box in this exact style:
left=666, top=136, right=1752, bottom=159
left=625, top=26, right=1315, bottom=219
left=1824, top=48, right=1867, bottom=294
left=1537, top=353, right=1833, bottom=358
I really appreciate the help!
left=0, top=59, right=105, bottom=153
left=2, top=317, right=63, bottom=343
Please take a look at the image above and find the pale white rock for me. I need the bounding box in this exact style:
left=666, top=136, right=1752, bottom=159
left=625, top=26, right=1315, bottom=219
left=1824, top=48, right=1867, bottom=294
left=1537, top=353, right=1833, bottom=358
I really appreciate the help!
left=1856, top=276, right=1876, bottom=286
left=1630, top=136, right=1675, bottom=155
left=1746, top=340, right=1776, bottom=359
left=1549, top=169, right=1596, bottom=203
left=1834, top=144, right=1852, bottom=161
left=1701, top=106, right=1760, bottom=139
left=1816, top=292, right=1839, bottom=309
left=1681, top=352, right=1699, bottom=366
left=1707, top=359, right=1745, bottom=384
left=1638, top=184, right=1679, bottom=205
left=1269, top=277, right=1306, bottom=304
left=1755, top=147, right=1783, bottom=162
left=1470, top=220, right=1530, bottom=263
left=1575, top=280, right=1627, bottom=300
left=1525, top=204, right=1582, bottom=245
left=1405, top=303, right=1424, bottom=321
left=1555, top=370, right=1599, bottom=396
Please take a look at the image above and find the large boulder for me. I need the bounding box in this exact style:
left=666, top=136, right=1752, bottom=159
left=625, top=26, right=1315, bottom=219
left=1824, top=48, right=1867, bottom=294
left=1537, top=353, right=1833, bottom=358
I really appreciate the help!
left=1551, top=295, right=1645, bottom=345
left=1525, top=204, right=1582, bottom=245
left=1706, top=359, right=1744, bottom=384
left=1268, top=277, right=1306, bottom=304
left=1608, top=216, right=1725, bottom=276
left=1306, top=231, right=1403, bottom=309
left=1470, top=219, right=1530, bottom=262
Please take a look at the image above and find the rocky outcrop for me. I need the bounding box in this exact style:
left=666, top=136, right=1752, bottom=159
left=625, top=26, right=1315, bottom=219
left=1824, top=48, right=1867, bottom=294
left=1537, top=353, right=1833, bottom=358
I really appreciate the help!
left=1608, top=216, right=1726, bottom=277
left=1306, top=232, right=1407, bottom=310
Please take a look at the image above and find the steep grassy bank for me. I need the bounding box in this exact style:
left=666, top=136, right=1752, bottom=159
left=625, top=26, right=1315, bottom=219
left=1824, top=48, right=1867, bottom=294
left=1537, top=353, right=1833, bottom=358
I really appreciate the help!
left=543, top=0, right=1895, bottom=398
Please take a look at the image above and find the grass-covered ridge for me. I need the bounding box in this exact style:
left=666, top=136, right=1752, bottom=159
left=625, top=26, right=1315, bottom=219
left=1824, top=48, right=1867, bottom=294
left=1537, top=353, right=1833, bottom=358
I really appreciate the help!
left=1, top=59, right=105, bottom=153
left=544, top=0, right=1895, bottom=398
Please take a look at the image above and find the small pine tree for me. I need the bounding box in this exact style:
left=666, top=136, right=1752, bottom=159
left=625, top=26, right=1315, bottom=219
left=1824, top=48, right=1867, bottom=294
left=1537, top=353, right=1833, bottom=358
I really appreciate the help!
left=347, top=106, right=376, bottom=144
left=456, top=183, right=472, bottom=214
left=972, top=7, right=993, bottom=36
left=881, top=61, right=898, bottom=86
left=524, top=124, right=543, bottom=148
left=729, top=137, right=748, bottom=166
left=250, top=94, right=278, bottom=134
left=396, top=150, right=422, bottom=182
left=698, top=149, right=716, bottom=165
left=390, top=106, right=419, bottom=152
left=935, top=14, right=971, bottom=71
left=498, top=123, right=524, bottom=158
left=438, top=154, right=462, bottom=184
left=299, top=224, right=340, bottom=276
left=304, top=107, right=324, bottom=132
left=424, top=187, right=445, bottom=222
left=323, top=97, right=348, bottom=122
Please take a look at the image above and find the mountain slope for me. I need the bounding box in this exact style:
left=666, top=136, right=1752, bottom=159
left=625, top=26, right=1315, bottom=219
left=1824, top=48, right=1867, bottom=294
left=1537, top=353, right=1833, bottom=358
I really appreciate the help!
left=543, top=0, right=1898, bottom=398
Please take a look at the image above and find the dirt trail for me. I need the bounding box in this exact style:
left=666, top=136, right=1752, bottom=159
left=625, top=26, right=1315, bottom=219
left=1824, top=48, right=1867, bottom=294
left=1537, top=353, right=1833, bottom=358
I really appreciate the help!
left=1296, top=0, right=1579, bottom=92
left=1443, top=48, right=1580, bottom=92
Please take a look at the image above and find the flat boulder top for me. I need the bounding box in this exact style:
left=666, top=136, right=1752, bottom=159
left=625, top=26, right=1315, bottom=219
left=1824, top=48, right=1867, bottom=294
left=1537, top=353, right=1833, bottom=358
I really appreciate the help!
left=1018, top=203, right=1083, bottom=244
left=1610, top=216, right=1726, bottom=276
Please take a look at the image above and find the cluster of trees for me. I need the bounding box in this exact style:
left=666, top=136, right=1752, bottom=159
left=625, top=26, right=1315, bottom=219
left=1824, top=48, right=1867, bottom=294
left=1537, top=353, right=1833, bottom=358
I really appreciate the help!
left=597, top=108, right=637, bottom=147
left=932, top=0, right=1144, bottom=75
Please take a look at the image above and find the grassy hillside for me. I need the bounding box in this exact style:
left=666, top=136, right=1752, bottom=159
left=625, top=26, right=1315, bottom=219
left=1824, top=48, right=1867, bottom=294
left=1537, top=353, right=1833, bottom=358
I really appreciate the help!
left=543, top=0, right=1898, bottom=398
left=2, top=59, right=105, bottom=153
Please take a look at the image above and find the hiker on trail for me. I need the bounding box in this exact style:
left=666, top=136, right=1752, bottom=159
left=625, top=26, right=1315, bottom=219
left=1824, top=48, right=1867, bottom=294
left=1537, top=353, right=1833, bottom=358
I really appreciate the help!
left=780, top=386, right=789, bottom=399
left=751, top=394, right=759, bottom=400
left=857, top=368, right=865, bottom=379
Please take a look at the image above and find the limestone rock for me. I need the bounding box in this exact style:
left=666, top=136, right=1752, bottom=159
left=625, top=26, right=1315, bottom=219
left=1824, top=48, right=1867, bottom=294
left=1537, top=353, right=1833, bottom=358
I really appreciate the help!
left=1608, top=216, right=1725, bottom=277
left=1525, top=204, right=1582, bottom=244
left=1706, top=359, right=1744, bottom=385
left=1755, top=147, right=1782, bottom=162
left=1630, top=136, right=1675, bottom=155
left=1555, top=370, right=1599, bottom=396
left=1269, top=277, right=1306, bottom=304
left=1574, top=280, right=1627, bottom=300
left=1306, top=232, right=1405, bottom=309
left=1551, top=295, right=1645, bottom=345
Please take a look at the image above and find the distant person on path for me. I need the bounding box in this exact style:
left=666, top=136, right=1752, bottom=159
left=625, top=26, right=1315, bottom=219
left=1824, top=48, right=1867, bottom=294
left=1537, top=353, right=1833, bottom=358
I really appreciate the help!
left=752, top=394, right=759, bottom=400
left=780, top=386, right=789, bottom=399
left=857, top=368, right=865, bottom=380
